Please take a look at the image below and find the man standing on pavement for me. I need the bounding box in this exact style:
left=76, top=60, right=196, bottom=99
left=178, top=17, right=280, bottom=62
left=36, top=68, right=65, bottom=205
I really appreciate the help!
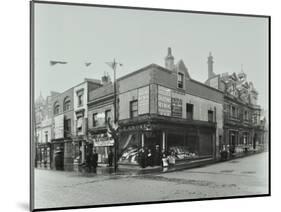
left=108, top=148, right=114, bottom=167
left=91, top=148, right=98, bottom=173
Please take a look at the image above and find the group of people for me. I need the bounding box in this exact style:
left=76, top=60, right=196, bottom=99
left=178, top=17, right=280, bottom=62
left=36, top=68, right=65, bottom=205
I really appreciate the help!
left=85, top=148, right=98, bottom=173
left=138, top=145, right=177, bottom=168
left=85, top=148, right=114, bottom=173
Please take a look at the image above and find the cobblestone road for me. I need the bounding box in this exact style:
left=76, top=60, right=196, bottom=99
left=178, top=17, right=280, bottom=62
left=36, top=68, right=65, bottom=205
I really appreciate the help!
left=34, top=152, right=269, bottom=209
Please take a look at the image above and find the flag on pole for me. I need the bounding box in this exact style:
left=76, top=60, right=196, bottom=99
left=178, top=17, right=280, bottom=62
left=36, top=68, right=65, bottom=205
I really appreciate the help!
left=85, top=62, right=92, bottom=67
left=50, top=60, right=67, bottom=66
left=105, top=59, right=123, bottom=70
left=105, top=61, right=117, bottom=70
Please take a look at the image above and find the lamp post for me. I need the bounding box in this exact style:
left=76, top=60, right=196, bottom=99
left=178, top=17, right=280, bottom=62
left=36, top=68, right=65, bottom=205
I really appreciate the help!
left=106, top=59, right=122, bottom=173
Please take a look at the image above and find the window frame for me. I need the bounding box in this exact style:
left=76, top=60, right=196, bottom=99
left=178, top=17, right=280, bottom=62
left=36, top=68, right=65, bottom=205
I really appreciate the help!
left=186, top=103, right=194, bottom=120
left=130, top=100, right=138, bottom=118
left=105, top=110, right=111, bottom=124
left=92, top=113, right=98, bottom=127
left=208, top=110, right=214, bottom=122
left=63, top=97, right=71, bottom=112
left=54, top=102, right=60, bottom=115
left=177, top=72, right=184, bottom=89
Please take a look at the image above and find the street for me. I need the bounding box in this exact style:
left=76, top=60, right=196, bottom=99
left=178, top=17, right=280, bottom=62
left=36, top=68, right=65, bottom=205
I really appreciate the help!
left=34, top=152, right=269, bottom=209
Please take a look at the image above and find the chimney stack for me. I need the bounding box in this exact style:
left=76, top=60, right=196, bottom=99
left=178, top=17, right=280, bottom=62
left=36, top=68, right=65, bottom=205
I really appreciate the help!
left=101, top=72, right=111, bottom=85
left=207, top=52, right=215, bottom=79
left=165, top=47, right=175, bottom=70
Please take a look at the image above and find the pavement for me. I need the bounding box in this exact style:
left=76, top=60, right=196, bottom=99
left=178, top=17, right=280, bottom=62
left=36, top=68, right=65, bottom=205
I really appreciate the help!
left=34, top=151, right=269, bottom=210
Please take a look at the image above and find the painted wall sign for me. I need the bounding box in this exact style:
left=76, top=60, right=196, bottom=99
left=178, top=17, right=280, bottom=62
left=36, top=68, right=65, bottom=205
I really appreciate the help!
left=138, top=86, right=149, bottom=115
left=158, top=85, right=171, bottom=116
left=171, top=91, right=184, bottom=118
left=171, top=97, right=183, bottom=118
left=54, top=114, right=64, bottom=139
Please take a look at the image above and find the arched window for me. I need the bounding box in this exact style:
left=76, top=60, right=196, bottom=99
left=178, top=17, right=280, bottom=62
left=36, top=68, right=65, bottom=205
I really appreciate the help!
left=54, top=102, right=60, bottom=115
left=63, top=96, right=71, bottom=111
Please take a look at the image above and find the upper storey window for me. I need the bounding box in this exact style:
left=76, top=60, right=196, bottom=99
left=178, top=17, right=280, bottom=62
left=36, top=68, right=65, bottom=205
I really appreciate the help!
left=54, top=102, right=60, bottom=115
left=177, top=72, right=184, bottom=89
left=63, top=97, right=71, bottom=111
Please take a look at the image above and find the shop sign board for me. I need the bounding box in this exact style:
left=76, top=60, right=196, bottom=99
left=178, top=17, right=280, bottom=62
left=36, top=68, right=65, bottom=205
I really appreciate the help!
left=54, top=114, right=64, bottom=139
left=171, top=97, right=183, bottom=118
left=158, top=85, right=171, bottom=116
left=93, top=137, right=114, bottom=147
left=138, top=86, right=149, bottom=115
left=171, top=91, right=184, bottom=118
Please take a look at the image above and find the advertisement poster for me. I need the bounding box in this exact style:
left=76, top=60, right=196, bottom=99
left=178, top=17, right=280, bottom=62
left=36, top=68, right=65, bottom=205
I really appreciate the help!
left=158, top=85, right=171, bottom=116
left=171, top=91, right=184, bottom=118
left=54, top=114, right=64, bottom=139
left=138, top=86, right=149, bottom=115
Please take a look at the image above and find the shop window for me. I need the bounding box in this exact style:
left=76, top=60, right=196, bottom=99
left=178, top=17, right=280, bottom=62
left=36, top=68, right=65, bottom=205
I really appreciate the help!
left=177, top=72, right=184, bottom=89
left=186, top=103, right=193, bottom=120
left=93, top=113, right=98, bottom=127
left=208, top=110, right=214, bottom=122
left=130, top=100, right=138, bottom=118
left=105, top=110, right=111, bottom=124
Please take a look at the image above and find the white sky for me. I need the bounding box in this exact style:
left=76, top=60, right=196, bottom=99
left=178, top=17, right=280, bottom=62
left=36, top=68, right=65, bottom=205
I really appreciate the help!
left=34, top=3, right=269, bottom=111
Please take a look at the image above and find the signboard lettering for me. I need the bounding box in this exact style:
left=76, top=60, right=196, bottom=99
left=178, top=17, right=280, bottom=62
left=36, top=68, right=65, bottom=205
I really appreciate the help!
left=158, top=85, right=171, bottom=116
left=138, top=86, right=149, bottom=114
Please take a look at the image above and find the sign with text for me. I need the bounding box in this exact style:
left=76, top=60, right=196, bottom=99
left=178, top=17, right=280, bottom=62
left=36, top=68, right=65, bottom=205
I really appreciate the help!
left=171, top=97, right=183, bottom=118
left=138, top=86, right=149, bottom=115
left=171, top=91, right=184, bottom=118
left=93, top=135, right=114, bottom=147
left=158, top=85, right=171, bottom=116
left=54, top=114, right=64, bottom=139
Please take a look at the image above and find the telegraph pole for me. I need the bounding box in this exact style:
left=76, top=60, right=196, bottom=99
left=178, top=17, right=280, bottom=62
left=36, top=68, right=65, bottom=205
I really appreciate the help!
left=113, top=59, right=118, bottom=173
left=106, top=59, right=122, bottom=173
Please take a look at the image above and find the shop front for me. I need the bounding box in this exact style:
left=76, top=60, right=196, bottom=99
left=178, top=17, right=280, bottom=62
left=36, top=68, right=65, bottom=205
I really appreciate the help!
left=118, top=115, right=216, bottom=167
left=50, top=140, right=64, bottom=170
left=35, top=143, right=51, bottom=169
left=88, top=128, right=115, bottom=165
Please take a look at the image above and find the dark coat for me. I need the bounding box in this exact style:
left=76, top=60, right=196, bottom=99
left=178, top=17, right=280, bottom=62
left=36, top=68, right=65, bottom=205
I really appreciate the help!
left=91, top=153, right=98, bottom=168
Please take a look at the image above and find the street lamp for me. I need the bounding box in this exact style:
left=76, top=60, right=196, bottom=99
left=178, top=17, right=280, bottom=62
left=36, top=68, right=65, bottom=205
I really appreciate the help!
left=106, top=59, right=122, bottom=173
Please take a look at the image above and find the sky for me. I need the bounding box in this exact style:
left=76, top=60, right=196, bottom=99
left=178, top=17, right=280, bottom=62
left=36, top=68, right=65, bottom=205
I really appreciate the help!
left=34, top=3, right=269, bottom=111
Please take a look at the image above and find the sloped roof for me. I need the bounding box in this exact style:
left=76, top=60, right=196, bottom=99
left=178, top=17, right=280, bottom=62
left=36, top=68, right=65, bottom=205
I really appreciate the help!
left=176, top=59, right=191, bottom=79
left=88, top=83, right=114, bottom=102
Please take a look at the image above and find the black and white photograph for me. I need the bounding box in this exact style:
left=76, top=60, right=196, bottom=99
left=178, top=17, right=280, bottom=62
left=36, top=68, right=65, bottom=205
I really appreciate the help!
left=30, top=1, right=270, bottom=211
